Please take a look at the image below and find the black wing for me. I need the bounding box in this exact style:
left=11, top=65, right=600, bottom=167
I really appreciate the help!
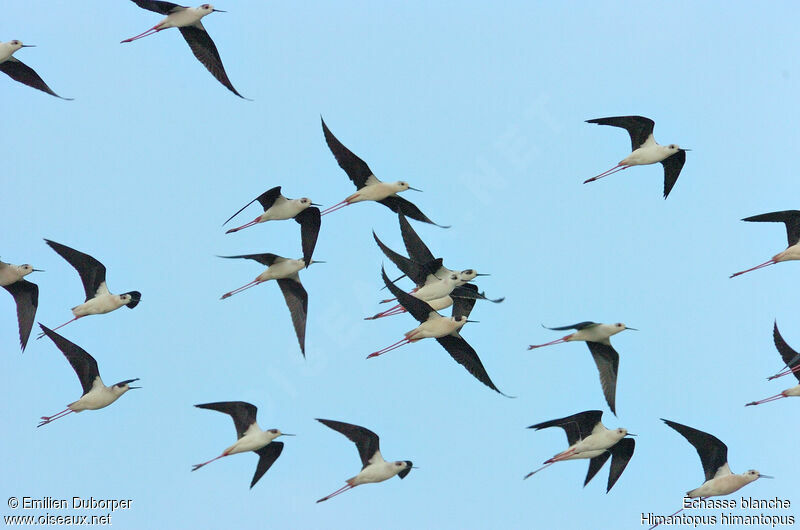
left=451, top=284, right=478, bottom=320
left=251, top=442, right=284, bottom=488
left=378, top=196, right=449, bottom=228
left=662, top=419, right=728, bottom=483
left=398, top=213, right=436, bottom=264
left=276, top=278, right=308, bottom=356
left=320, top=117, right=374, bottom=189
left=0, top=58, right=71, bottom=100
left=295, top=207, right=321, bottom=266
left=223, top=186, right=282, bottom=226
left=586, top=116, right=655, bottom=151
left=44, top=240, right=107, bottom=302
left=381, top=267, right=434, bottom=323
left=316, top=419, right=380, bottom=469
left=129, top=0, right=184, bottom=14
left=451, top=285, right=505, bottom=304
left=527, top=410, right=604, bottom=446
left=661, top=149, right=686, bottom=199
left=195, top=401, right=258, bottom=439
left=584, top=452, right=611, bottom=488
left=773, top=321, right=800, bottom=382
left=543, top=321, right=597, bottom=331
left=373, top=232, right=432, bottom=286
left=586, top=342, right=620, bottom=415
left=38, top=324, right=99, bottom=396
left=218, top=253, right=282, bottom=267
left=178, top=24, right=245, bottom=98
left=742, top=210, right=800, bottom=247
left=606, top=437, right=635, bottom=493
left=435, top=335, right=509, bottom=396
left=3, top=280, right=38, bottom=351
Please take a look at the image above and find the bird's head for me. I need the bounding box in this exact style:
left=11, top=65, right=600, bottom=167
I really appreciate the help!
left=267, top=428, right=295, bottom=439
left=393, top=181, right=422, bottom=193
left=113, top=378, right=141, bottom=395
left=396, top=460, right=414, bottom=479
left=7, top=40, right=33, bottom=52
left=122, top=291, right=142, bottom=309
left=744, top=469, right=772, bottom=482
left=199, top=4, right=225, bottom=14
left=17, top=264, right=44, bottom=277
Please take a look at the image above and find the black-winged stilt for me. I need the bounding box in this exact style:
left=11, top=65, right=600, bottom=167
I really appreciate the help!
left=368, top=267, right=510, bottom=396
left=731, top=210, right=800, bottom=278
left=528, top=322, right=635, bottom=415
left=192, top=401, right=293, bottom=488
left=0, top=40, right=71, bottom=99
left=121, top=1, right=246, bottom=98
left=37, top=325, right=139, bottom=427
left=524, top=410, right=634, bottom=492
left=315, top=419, right=413, bottom=503
left=1, top=258, right=42, bottom=351
left=584, top=116, right=688, bottom=198
left=219, top=252, right=318, bottom=356
left=38, top=239, right=141, bottom=338
left=746, top=321, right=800, bottom=406
left=650, top=419, right=772, bottom=529
left=320, top=117, right=448, bottom=227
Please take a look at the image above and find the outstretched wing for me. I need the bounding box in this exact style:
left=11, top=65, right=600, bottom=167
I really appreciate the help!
left=218, top=253, right=282, bottom=267
left=586, top=116, right=655, bottom=151
left=378, top=196, right=449, bottom=227
left=543, top=321, right=597, bottom=331
left=398, top=213, right=436, bottom=264
left=129, top=0, right=185, bottom=14
left=39, top=325, right=99, bottom=396
left=661, top=149, right=686, bottom=199
left=606, top=438, right=635, bottom=493
left=251, top=442, right=284, bottom=488
left=527, top=410, right=604, bottom=446
left=195, top=401, right=258, bottom=439
left=586, top=342, right=619, bottom=415
left=277, top=277, right=308, bottom=356
left=0, top=58, right=70, bottom=99
left=295, top=207, right=321, bottom=266
left=44, top=239, right=107, bottom=301
left=316, top=419, right=381, bottom=469
left=435, top=335, right=509, bottom=396
left=321, top=117, right=374, bottom=189
left=3, top=280, right=38, bottom=351
left=742, top=210, right=800, bottom=247
left=773, top=321, right=800, bottom=381
left=373, top=232, right=432, bottom=287
left=223, top=186, right=282, bottom=226
left=662, top=419, right=729, bottom=483
left=179, top=24, right=245, bottom=98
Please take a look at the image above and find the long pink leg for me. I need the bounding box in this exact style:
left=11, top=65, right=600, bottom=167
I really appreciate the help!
left=730, top=259, right=777, bottom=278
left=316, top=483, right=354, bottom=503
left=320, top=201, right=350, bottom=216
left=366, top=306, right=407, bottom=320
left=367, top=338, right=411, bottom=358
left=192, top=452, right=229, bottom=471
left=221, top=281, right=262, bottom=299
left=37, top=317, right=81, bottom=339
left=37, top=408, right=74, bottom=428
left=523, top=461, right=554, bottom=479
left=583, top=164, right=630, bottom=184
left=545, top=447, right=576, bottom=464
left=768, top=364, right=800, bottom=380
left=745, top=392, right=787, bottom=406
left=226, top=217, right=262, bottom=234
left=649, top=499, right=706, bottom=530
left=528, top=336, right=569, bottom=350
left=121, top=26, right=163, bottom=43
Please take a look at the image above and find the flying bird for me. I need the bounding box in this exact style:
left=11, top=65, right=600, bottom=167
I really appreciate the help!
left=315, top=419, right=413, bottom=503
left=730, top=210, right=800, bottom=278
left=37, top=325, right=139, bottom=427
left=584, top=116, right=688, bottom=198
left=219, top=253, right=318, bottom=356
left=223, top=186, right=321, bottom=264
left=0, top=40, right=71, bottom=99
left=746, top=321, right=800, bottom=406
left=528, top=321, right=636, bottom=415
left=650, top=419, right=772, bottom=529
left=523, top=410, right=635, bottom=493
left=320, top=117, right=448, bottom=226
left=38, top=240, right=141, bottom=337
left=1, top=258, right=42, bottom=351
left=192, top=401, right=293, bottom=488
left=369, top=267, right=509, bottom=396
left=121, top=1, right=246, bottom=98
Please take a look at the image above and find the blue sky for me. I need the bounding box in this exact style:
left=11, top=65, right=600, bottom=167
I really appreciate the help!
left=2, top=1, right=799, bottom=528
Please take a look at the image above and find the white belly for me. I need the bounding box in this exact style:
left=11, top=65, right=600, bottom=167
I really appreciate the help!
left=72, top=294, right=125, bottom=317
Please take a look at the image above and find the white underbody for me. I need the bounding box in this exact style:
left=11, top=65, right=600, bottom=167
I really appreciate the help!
left=0, top=262, right=30, bottom=286
left=567, top=324, right=624, bottom=344
left=258, top=198, right=309, bottom=222
left=686, top=465, right=761, bottom=498
left=256, top=259, right=305, bottom=282
left=347, top=450, right=406, bottom=486
left=72, top=292, right=128, bottom=317
left=224, top=423, right=281, bottom=455
left=620, top=137, right=678, bottom=166
left=406, top=315, right=464, bottom=341
left=773, top=243, right=800, bottom=262
left=156, top=7, right=209, bottom=30
left=0, top=42, right=21, bottom=63
left=68, top=377, right=129, bottom=412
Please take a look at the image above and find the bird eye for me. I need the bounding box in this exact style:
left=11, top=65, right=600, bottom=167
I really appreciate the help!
left=270, top=429, right=278, bottom=434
